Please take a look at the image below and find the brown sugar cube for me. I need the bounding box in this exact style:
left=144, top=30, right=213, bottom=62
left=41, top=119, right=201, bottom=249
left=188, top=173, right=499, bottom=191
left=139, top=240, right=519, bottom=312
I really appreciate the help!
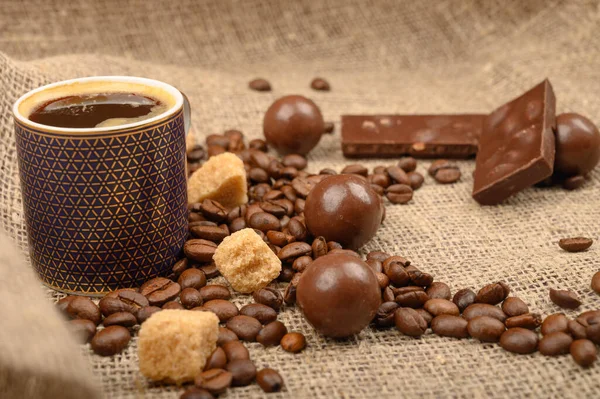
left=187, top=152, right=248, bottom=208
left=214, top=228, right=282, bottom=293
left=138, top=309, right=219, bottom=383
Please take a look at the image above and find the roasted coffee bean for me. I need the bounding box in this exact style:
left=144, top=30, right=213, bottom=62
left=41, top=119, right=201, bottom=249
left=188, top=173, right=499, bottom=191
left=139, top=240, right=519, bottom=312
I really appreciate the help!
left=163, top=301, right=184, bottom=310
left=67, top=319, right=97, bottom=343
left=287, top=218, right=308, bottom=242
left=558, top=237, right=593, bottom=252
left=453, top=288, right=476, bottom=312
left=280, top=186, right=297, bottom=202
left=424, top=299, right=460, bottom=317
left=136, top=306, right=162, bottom=324
left=195, top=369, right=232, bottom=395
left=549, top=288, right=581, bottom=309
left=222, top=340, right=249, bottom=361
left=249, top=78, right=271, bottom=92
left=505, top=313, right=542, bottom=330
left=416, top=309, right=433, bottom=326
left=265, top=160, right=283, bottom=179
left=226, top=359, right=257, bottom=387
left=282, top=154, right=308, bottom=170
left=375, top=272, right=390, bottom=289
left=226, top=315, right=262, bottom=341
left=249, top=167, right=270, bottom=183
left=229, top=217, right=247, bottom=233
left=433, top=166, right=461, bottom=184
left=253, top=287, right=283, bottom=311
left=283, top=282, right=297, bottom=305
left=290, top=176, right=314, bottom=198
left=341, top=164, right=368, bottom=176
left=397, top=157, right=417, bottom=173
left=103, top=311, right=137, bottom=328
left=392, top=286, right=424, bottom=296
left=227, top=205, right=247, bottom=222
left=293, top=198, right=306, bottom=215
left=218, top=327, right=239, bottom=346
left=190, top=225, right=228, bottom=243
left=475, top=282, right=509, bottom=305
left=278, top=242, right=312, bottom=262
left=199, top=199, right=228, bottom=222
left=292, top=256, right=311, bottom=273
left=200, top=285, right=231, bottom=301
left=180, top=387, right=215, bottom=399
left=266, top=230, right=292, bottom=247
left=501, top=297, right=529, bottom=317
left=323, top=122, right=335, bottom=134
left=184, top=239, right=218, bottom=263
left=99, top=297, right=134, bottom=318
left=178, top=268, right=207, bottom=290
left=327, top=241, right=343, bottom=251
left=187, top=145, right=206, bottom=162
left=206, top=134, right=230, bottom=149
left=542, top=313, right=569, bottom=335
left=249, top=212, right=281, bottom=232
left=385, top=184, right=413, bottom=204
left=107, top=289, right=148, bottom=307
left=311, top=236, right=328, bottom=258
left=203, top=300, right=239, bottom=322
left=383, top=287, right=395, bottom=302
left=366, top=259, right=383, bottom=274
left=180, top=288, right=204, bottom=309
left=431, top=315, right=469, bottom=338
left=320, top=168, right=337, bottom=175
left=278, top=266, right=295, bottom=282
left=407, top=270, right=433, bottom=287
left=207, top=145, right=226, bottom=157
left=370, top=183, right=384, bottom=196
left=426, top=282, right=451, bottom=300
left=462, top=304, right=507, bottom=322
left=368, top=173, right=391, bottom=188
left=407, top=172, right=424, bottom=190
left=568, top=319, right=588, bottom=339
left=367, top=251, right=390, bottom=262
left=539, top=332, right=573, bottom=356
left=205, top=347, right=227, bottom=371
left=576, top=310, right=600, bottom=326
left=395, top=290, right=429, bottom=308
left=375, top=302, right=400, bottom=328
left=140, top=278, right=181, bottom=306
left=592, top=271, right=600, bottom=295
left=587, top=320, right=600, bottom=345
left=467, top=316, right=505, bottom=342
left=384, top=264, right=411, bottom=288
left=500, top=328, right=539, bottom=354
left=249, top=149, right=271, bottom=170
left=280, top=166, right=299, bottom=180
left=256, top=321, right=288, bottom=346
left=57, top=295, right=77, bottom=314
left=249, top=138, right=268, bottom=152
left=311, top=77, right=330, bottom=91
left=256, top=368, right=284, bottom=393
left=199, top=263, right=220, bottom=279
left=562, top=175, right=586, bottom=190
left=395, top=307, right=428, bottom=337
left=91, top=325, right=131, bottom=356
left=66, top=297, right=102, bottom=325
left=240, top=303, right=277, bottom=324
left=172, top=258, right=189, bottom=277
left=571, top=339, right=597, bottom=367
left=280, top=332, right=306, bottom=353
left=386, top=166, right=410, bottom=185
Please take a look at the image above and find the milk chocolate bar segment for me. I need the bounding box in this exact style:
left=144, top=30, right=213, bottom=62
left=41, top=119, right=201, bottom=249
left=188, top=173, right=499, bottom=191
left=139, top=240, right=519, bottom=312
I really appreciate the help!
left=472, top=79, right=556, bottom=205
left=341, top=114, right=484, bottom=158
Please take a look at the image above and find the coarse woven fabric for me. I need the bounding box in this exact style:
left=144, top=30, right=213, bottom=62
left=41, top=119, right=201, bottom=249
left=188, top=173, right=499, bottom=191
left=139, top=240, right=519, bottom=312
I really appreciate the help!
left=1, top=0, right=600, bottom=398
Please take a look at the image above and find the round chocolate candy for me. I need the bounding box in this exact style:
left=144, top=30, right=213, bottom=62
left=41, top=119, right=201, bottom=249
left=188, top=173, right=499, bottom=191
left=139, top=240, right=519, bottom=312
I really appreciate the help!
left=263, top=95, right=324, bottom=155
left=296, top=253, right=381, bottom=338
left=304, top=174, right=383, bottom=250
left=554, top=113, right=600, bottom=177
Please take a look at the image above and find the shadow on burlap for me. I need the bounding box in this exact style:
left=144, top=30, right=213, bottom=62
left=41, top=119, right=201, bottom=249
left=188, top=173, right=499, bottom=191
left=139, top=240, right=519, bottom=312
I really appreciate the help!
left=1, top=0, right=600, bottom=397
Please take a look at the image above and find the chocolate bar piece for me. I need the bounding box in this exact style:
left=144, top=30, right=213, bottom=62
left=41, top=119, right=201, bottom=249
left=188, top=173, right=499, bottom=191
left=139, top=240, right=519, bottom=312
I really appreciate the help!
left=341, top=114, right=484, bottom=158
left=472, top=79, right=556, bottom=205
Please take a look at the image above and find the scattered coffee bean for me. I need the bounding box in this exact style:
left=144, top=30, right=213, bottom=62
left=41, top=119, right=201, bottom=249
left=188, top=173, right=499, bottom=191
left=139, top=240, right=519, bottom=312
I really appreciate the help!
left=576, top=310, right=600, bottom=326
left=278, top=267, right=295, bottom=282
left=386, top=184, right=413, bottom=204
left=178, top=268, right=207, bottom=290
left=203, top=299, right=239, bottom=322
left=200, top=263, right=220, bottom=279
left=195, top=369, right=233, bottom=395
left=91, top=325, right=131, bottom=356
left=424, top=299, right=460, bottom=316
left=323, top=122, right=335, bottom=134
left=462, top=304, right=507, bottom=322
left=587, top=320, right=600, bottom=345
left=562, top=175, right=586, bottom=190
left=367, top=251, right=390, bottom=262
left=57, top=295, right=77, bottom=314
left=558, top=237, right=593, bottom=252
left=426, top=282, right=451, bottom=300
left=452, top=288, right=476, bottom=312
left=226, top=359, right=257, bottom=387
left=395, top=307, right=428, bottom=337
left=66, top=297, right=102, bottom=325
left=249, top=138, right=268, bottom=152
left=253, top=287, right=283, bottom=311
left=416, top=309, right=433, bottom=326
left=180, top=288, right=204, bottom=309
left=200, top=199, right=228, bottom=222
left=222, top=340, right=249, bottom=361
left=592, top=271, right=600, bottom=295
left=395, top=290, right=429, bottom=308
left=249, top=78, right=271, bottom=92
left=184, top=239, right=218, bottom=263
left=341, top=164, right=368, bottom=176
left=311, top=236, right=328, bottom=259
left=282, top=154, right=308, bottom=170
left=187, top=145, right=206, bottom=163
left=204, top=347, right=227, bottom=371
left=467, top=316, right=505, bottom=342
left=67, top=319, right=97, bottom=343
left=256, top=368, right=284, bottom=393
left=226, top=315, right=263, bottom=341
left=292, top=256, right=312, bottom=272
left=376, top=272, right=390, bottom=289
left=103, top=311, right=137, bottom=328
left=538, top=332, right=573, bottom=356
left=397, top=157, right=417, bottom=173
left=541, top=313, right=569, bottom=335
left=310, top=77, right=330, bottom=91
left=386, top=166, right=410, bottom=186
left=407, top=269, right=433, bottom=287
left=278, top=242, right=312, bottom=262
left=500, top=328, right=538, bottom=354
left=475, top=282, right=509, bottom=305
left=99, top=291, right=148, bottom=317
left=172, top=258, right=189, bottom=277
left=568, top=319, right=588, bottom=339
left=549, top=288, right=581, bottom=309
left=375, top=302, right=399, bottom=328
left=136, top=306, right=162, bottom=324
left=256, top=321, right=288, bottom=346
left=200, top=285, right=231, bottom=301
left=280, top=332, right=306, bottom=353
left=240, top=303, right=278, bottom=324
left=407, top=172, right=424, bottom=190
left=140, top=277, right=181, bottom=306
left=501, top=297, right=529, bottom=317
left=163, top=301, right=184, bottom=310
left=206, top=134, right=229, bottom=149
left=433, top=167, right=461, bottom=184
left=190, top=225, right=228, bottom=243
left=505, top=313, right=542, bottom=330
left=383, top=287, right=395, bottom=302
left=431, top=315, right=469, bottom=338
left=180, top=387, right=215, bottom=399
left=570, top=339, right=597, bottom=367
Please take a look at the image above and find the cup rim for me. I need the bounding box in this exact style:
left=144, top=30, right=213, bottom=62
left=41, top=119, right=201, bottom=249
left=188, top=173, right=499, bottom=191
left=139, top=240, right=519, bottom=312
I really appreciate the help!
left=13, top=76, right=184, bottom=134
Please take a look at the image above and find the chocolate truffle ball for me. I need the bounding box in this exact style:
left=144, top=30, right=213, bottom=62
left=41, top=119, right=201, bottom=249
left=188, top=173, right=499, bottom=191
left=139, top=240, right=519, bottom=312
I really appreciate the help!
left=554, top=113, right=600, bottom=177
left=263, top=95, right=324, bottom=155
left=296, top=253, right=381, bottom=338
left=304, top=174, right=383, bottom=250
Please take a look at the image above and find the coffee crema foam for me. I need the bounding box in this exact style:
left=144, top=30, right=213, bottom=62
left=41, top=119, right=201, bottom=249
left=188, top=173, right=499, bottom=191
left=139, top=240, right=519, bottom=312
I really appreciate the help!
left=19, top=80, right=176, bottom=130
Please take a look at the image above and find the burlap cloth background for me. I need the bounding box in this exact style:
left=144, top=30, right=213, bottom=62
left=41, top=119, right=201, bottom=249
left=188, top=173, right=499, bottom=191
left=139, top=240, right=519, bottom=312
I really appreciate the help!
left=2, top=0, right=600, bottom=397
